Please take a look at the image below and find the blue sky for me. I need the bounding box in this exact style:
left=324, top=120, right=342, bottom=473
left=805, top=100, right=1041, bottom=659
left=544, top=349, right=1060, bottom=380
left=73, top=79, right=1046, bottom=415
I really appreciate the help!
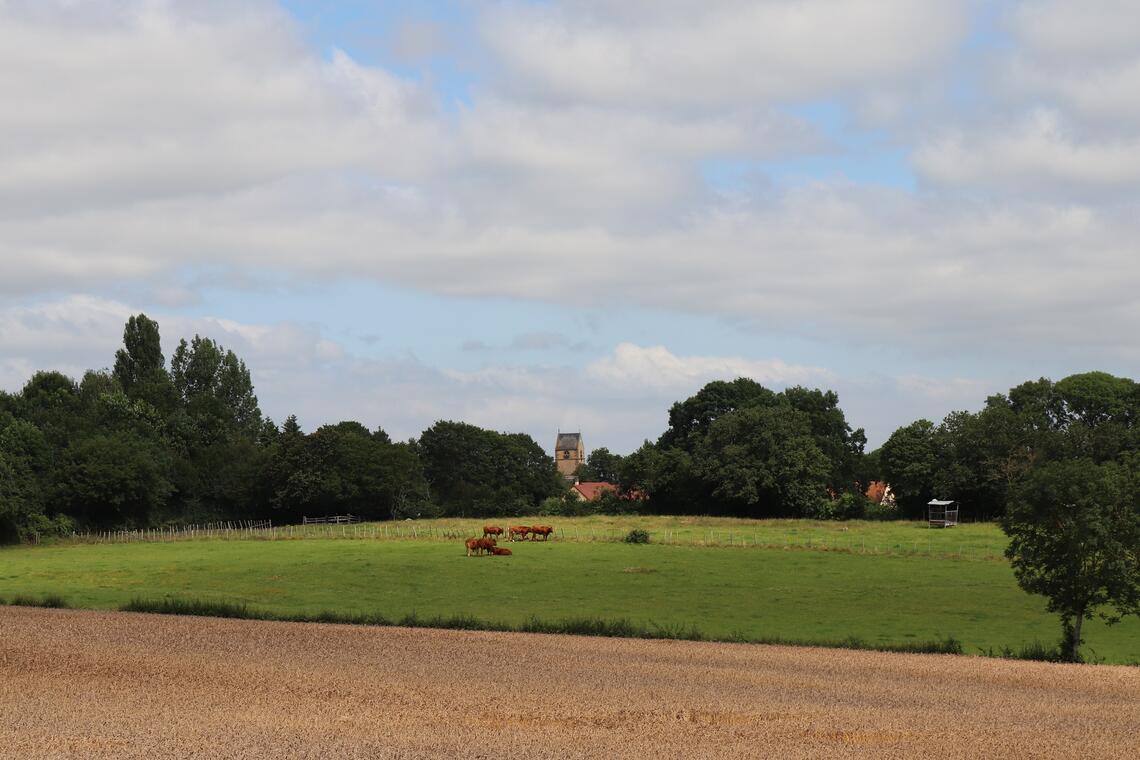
left=2, top=0, right=1139, bottom=453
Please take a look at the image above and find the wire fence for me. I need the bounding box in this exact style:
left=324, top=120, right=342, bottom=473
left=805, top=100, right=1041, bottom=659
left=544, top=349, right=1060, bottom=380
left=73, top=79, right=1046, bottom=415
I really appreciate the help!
left=59, top=521, right=1007, bottom=560
left=68, top=520, right=274, bottom=544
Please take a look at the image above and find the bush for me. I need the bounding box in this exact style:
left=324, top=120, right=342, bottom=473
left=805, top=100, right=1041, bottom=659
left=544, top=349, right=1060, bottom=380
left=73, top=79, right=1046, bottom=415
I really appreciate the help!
left=864, top=499, right=901, bottom=521
left=538, top=494, right=595, bottom=517
left=623, top=528, right=650, bottom=544
left=9, top=594, right=69, bottom=608
left=807, top=492, right=868, bottom=521
left=593, top=490, right=644, bottom=515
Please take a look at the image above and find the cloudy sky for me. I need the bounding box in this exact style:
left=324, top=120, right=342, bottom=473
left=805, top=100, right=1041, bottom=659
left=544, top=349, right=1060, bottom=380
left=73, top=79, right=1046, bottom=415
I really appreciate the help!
left=2, top=0, right=1137, bottom=453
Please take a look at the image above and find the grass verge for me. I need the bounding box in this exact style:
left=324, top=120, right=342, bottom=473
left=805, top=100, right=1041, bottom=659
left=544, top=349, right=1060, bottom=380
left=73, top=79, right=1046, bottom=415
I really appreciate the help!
left=3, top=594, right=70, bottom=609
left=112, top=596, right=976, bottom=657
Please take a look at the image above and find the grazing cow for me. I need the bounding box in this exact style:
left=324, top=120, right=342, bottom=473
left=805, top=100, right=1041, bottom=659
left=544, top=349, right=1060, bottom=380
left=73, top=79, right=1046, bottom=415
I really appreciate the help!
left=508, top=525, right=530, bottom=542
left=491, top=547, right=512, bottom=556
left=465, top=536, right=497, bottom=556
left=531, top=525, right=553, bottom=541
left=483, top=525, right=503, bottom=539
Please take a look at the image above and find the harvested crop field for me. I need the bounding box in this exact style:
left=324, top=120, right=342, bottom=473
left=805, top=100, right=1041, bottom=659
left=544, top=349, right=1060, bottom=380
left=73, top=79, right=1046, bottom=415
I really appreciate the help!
left=1, top=608, right=1136, bottom=759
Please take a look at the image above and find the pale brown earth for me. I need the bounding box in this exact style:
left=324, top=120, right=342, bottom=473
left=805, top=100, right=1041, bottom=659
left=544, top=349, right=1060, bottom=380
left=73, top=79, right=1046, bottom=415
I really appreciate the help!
left=1, top=607, right=1137, bottom=759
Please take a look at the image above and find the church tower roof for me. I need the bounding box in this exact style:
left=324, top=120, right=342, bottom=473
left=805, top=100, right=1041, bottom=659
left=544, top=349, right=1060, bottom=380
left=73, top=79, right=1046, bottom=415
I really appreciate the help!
left=555, top=432, right=582, bottom=451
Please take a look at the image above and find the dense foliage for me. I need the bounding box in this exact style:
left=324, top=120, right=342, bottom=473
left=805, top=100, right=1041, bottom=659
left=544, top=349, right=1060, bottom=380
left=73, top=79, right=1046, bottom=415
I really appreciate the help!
left=619, top=379, right=867, bottom=517
left=0, top=315, right=554, bottom=539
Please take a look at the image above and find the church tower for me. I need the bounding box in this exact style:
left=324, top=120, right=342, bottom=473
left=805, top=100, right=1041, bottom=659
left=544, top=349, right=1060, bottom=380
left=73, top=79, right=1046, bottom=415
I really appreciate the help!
left=554, top=431, right=585, bottom=482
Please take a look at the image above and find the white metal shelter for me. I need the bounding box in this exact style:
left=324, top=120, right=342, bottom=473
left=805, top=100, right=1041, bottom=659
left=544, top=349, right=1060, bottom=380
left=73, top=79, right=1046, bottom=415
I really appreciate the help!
left=927, top=499, right=959, bottom=528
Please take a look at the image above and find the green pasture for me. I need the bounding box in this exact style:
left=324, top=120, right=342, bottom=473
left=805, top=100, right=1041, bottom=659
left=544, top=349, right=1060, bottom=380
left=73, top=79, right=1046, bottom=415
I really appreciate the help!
left=3, top=528, right=1137, bottom=663
left=65, top=516, right=1012, bottom=560
left=409, top=516, right=1011, bottom=558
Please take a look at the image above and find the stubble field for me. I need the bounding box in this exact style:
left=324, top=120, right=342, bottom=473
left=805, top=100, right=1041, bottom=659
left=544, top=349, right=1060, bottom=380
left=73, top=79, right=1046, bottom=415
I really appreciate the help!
left=1, top=606, right=1137, bottom=759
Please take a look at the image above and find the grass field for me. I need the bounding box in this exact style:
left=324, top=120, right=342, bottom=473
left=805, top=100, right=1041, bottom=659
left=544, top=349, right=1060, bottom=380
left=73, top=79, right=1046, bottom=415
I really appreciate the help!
left=3, top=518, right=1138, bottom=663
left=65, top=515, right=1013, bottom=559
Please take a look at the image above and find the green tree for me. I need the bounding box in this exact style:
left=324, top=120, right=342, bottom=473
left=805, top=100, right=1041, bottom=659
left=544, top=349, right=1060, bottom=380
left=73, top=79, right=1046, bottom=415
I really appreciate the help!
left=619, top=442, right=701, bottom=515
left=417, top=421, right=561, bottom=517
left=53, top=432, right=173, bottom=528
left=0, top=417, right=51, bottom=543
left=879, top=419, right=937, bottom=518
left=113, top=314, right=175, bottom=409
left=1003, top=458, right=1140, bottom=662
left=307, top=421, right=429, bottom=520
left=19, top=371, right=82, bottom=447
left=170, top=335, right=262, bottom=441
left=262, top=415, right=321, bottom=519
left=578, top=446, right=624, bottom=484
left=658, top=378, right=776, bottom=451
left=693, top=404, right=830, bottom=517
left=1054, top=372, right=1138, bottom=462
left=781, top=385, right=866, bottom=491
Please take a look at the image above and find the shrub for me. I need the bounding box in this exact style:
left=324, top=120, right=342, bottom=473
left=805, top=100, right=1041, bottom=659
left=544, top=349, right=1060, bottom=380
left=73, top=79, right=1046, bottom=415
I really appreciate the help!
left=863, top=500, right=900, bottom=521
left=807, top=492, right=868, bottom=521
left=122, top=597, right=253, bottom=618
left=593, top=490, right=644, bottom=515
left=9, top=594, right=69, bottom=608
left=538, top=494, right=595, bottom=517
left=623, top=528, right=650, bottom=544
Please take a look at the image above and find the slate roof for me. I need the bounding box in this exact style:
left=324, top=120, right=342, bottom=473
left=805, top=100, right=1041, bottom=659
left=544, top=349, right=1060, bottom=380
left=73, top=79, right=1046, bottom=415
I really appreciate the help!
left=555, top=432, right=582, bottom=451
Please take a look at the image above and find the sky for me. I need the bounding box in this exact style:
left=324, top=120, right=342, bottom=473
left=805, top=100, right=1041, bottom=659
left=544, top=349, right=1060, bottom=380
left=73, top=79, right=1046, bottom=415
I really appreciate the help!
left=2, top=0, right=1138, bottom=454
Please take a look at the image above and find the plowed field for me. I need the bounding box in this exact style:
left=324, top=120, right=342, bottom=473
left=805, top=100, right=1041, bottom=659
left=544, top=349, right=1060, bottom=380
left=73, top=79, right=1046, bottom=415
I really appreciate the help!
left=1, top=607, right=1136, bottom=759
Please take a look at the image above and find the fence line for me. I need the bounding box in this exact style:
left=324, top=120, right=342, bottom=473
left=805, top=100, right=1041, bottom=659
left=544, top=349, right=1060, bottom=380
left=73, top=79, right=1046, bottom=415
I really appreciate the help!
left=67, top=520, right=274, bottom=545
left=302, top=515, right=361, bottom=525
left=59, top=521, right=1003, bottom=560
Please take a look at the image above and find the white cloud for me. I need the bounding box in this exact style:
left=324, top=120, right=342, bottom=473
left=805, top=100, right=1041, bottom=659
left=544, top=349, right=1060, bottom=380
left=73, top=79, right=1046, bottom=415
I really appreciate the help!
left=584, top=343, right=830, bottom=393
left=0, top=295, right=133, bottom=388
left=1, top=0, right=1139, bottom=451
left=0, top=1, right=443, bottom=218
left=916, top=109, right=1140, bottom=194
left=480, top=0, right=967, bottom=108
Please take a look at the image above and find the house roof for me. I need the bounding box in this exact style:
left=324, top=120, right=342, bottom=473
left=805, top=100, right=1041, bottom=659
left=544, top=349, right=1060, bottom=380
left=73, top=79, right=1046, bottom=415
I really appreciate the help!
left=555, top=432, right=582, bottom=451
left=928, top=499, right=956, bottom=506
left=573, top=482, right=619, bottom=500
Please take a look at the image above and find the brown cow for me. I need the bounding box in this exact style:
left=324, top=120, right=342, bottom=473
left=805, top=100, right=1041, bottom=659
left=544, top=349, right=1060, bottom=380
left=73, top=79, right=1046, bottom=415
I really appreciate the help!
left=530, top=525, right=553, bottom=541
left=491, top=546, right=512, bottom=556
left=465, top=536, right=497, bottom=556
left=483, top=525, right=503, bottom=539
left=508, top=525, right=530, bottom=542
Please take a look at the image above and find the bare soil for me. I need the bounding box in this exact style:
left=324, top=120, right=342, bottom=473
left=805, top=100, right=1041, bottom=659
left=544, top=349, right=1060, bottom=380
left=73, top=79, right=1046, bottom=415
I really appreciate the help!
left=1, top=607, right=1136, bottom=758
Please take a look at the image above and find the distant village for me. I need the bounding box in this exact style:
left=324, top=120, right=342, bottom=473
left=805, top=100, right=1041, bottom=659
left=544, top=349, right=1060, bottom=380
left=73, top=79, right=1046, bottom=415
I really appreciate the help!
left=554, top=431, right=623, bottom=502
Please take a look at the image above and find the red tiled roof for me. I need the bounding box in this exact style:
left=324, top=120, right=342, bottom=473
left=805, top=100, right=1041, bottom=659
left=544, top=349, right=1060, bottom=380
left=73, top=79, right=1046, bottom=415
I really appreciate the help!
left=573, top=482, right=620, bottom=501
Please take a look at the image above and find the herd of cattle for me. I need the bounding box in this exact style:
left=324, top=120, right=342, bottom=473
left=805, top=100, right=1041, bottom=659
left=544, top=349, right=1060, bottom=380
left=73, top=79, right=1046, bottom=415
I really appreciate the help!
left=464, top=524, right=555, bottom=556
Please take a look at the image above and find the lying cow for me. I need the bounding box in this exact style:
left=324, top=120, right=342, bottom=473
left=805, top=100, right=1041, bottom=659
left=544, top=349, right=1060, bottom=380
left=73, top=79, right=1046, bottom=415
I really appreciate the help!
left=483, top=525, right=503, bottom=538
left=491, top=547, right=512, bottom=556
left=508, top=525, right=530, bottom=542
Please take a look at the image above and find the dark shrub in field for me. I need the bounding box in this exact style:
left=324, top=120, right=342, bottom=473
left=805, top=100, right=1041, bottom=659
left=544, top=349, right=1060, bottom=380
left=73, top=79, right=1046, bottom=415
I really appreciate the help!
left=623, top=528, right=650, bottom=544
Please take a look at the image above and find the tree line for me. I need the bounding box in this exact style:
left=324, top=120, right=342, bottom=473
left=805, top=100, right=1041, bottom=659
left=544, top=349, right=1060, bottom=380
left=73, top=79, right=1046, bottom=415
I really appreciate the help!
left=3, top=315, right=1139, bottom=542
left=0, top=315, right=571, bottom=542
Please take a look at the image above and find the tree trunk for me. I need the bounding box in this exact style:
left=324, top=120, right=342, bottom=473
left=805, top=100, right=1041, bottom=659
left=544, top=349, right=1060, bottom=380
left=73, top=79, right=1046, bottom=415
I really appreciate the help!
left=1066, top=612, right=1085, bottom=663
